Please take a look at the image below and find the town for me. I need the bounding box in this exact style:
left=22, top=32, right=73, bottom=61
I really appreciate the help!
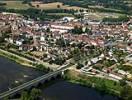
left=0, top=8, right=132, bottom=100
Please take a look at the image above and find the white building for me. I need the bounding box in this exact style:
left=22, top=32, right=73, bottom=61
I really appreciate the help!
left=62, top=17, right=75, bottom=22
left=16, top=39, right=24, bottom=46
left=50, top=24, right=74, bottom=33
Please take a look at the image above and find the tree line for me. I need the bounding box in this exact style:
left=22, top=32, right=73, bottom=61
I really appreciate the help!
left=0, top=7, right=76, bottom=20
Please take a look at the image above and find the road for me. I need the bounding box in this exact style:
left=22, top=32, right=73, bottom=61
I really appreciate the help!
left=81, top=65, right=132, bottom=87
left=80, top=54, right=132, bottom=87
left=0, top=63, right=70, bottom=99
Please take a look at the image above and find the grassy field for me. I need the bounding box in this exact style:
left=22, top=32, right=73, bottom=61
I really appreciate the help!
left=1, top=0, right=131, bottom=15
left=64, top=70, right=122, bottom=95
left=0, top=1, right=84, bottom=10
left=0, top=1, right=30, bottom=9
left=31, top=2, right=85, bottom=10
left=0, top=48, right=33, bottom=67
left=0, top=0, right=126, bottom=18
left=83, top=12, right=125, bottom=20
left=47, top=13, right=74, bottom=17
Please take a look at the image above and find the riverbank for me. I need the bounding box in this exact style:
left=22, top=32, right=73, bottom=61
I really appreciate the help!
left=0, top=48, right=59, bottom=70
left=13, top=77, right=119, bottom=100
left=0, top=49, right=53, bottom=73
left=0, top=49, right=34, bottom=67
left=0, top=56, right=45, bottom=94
left=63, top=70, right=123, bottom=97
left=0, top=48, right=124, bottom=99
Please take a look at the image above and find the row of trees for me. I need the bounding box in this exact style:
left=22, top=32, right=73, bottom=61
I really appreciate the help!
left=0, top=7, right=76, bottom=20
left=0, top=32, right=10, bottom=43
left=102, top=15, right=129, bottom=23
left=71, top=26, right=92, bottom=35
left=56, top=0, right=131, bottom=14
left=47, top=0, right=130, bottom=14
left=120, top=85, right=132, bottom=100
left=20, top=88, right=42, bottom=100
left=35, top=64, right=51, bottom=72
left=0, top=3, right=6, bottom=6
left=49, top=56, right=66, bottom=65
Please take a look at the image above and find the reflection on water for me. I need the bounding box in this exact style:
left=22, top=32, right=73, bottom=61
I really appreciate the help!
left=0, top=56, right=44, bottom=93
left=43, top=81, right=120, bottom=100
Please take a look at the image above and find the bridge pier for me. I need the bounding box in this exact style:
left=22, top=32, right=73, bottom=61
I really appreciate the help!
left=0, top=65, right=69, bottom=99
left=62, top=71, right=64, bottom=76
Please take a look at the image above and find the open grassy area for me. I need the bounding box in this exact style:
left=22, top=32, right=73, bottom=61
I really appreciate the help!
left=1, top=0, right=130, bottom=15
left=0, top=1, right=30, bottom=9
left=0, top=0, right=126, bottom=19
left=89, top=5, right=124, bottom=13
left=64, top=70, right=122, bottom=96
left=0, top=49, right=33, bottom=67
left=0, top=1, right=84, bottom=10
left=47, top=13, right=74, bottom=17
left=84, top=12, right=125, bottom=20
left=31, top=2, right=85, bottom=10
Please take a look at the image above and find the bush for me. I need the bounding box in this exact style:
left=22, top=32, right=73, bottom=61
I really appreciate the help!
left=76, top=63, right=84, bottom=69
left=36, top=64, right=50, bottom=72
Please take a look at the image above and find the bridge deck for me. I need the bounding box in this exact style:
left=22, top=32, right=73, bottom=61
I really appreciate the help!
left=0, top=63, right=69, bottom=99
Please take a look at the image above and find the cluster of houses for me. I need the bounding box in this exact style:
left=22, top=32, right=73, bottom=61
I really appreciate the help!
left=0, top=13, right=131, bottom=47
left=0, top=11, right=132, bottom=81
left=0, top=12, right=131, bottom=63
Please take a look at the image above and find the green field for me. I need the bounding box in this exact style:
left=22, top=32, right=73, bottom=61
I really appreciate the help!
left=0, top=0, right=131, bottom=15
left=0, top=1, right=30, bottom=9
left=0, top=0, right=84, bottom=10
left=64, top=70, right=122, bottom=96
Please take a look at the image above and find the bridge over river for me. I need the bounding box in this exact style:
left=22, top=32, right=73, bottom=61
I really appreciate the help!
left=0, top=63, right=70, bottom=99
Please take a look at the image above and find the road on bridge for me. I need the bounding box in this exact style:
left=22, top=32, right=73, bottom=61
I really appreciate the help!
left=0, top=63, right=70, bottom=99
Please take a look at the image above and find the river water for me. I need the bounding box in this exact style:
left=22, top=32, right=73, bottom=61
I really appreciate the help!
left=42, top=81, right=120, bottom=100
left=0, top=56, right=120, bottom=100
left=0, top=56, right=44, bottom=93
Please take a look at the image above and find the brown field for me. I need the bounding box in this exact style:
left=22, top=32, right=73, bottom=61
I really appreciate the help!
left=0, top=1, right=30, bottom=9
left=31, top=2, right=86, bottom=10
left=0, top=1, right=85, bottom=10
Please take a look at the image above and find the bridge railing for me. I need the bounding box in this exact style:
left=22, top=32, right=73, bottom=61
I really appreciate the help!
left=0, top=63, right=70, bottom=99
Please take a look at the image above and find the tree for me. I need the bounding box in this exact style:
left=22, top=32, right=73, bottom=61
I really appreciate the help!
left=85, top=27, right=92, bottom=35
left=53, top=56, right=66, bottom=65
left=119, top=78, right=127, bottom=86
left=36, top=64, right=49, bottom=72
left=36, top=5, right=39, bottom=8
left=95, top=79, right=108, bottom=93
left=0, top=32, right=10, bottom=43
left=30, top=88, right=41, bottom=100
left=120, top=85, right=132, bottom=100
left=0, top=37, right=4, bottom=43
left=20, top=91, right=29, bottom=100
left=3, top=96, right=9, bottom=100
left=57, top=5, right=61, bottom=8
left=76, top=63, right=84, bottom=69
left=46, top=27, right=50, bottom=32
left=20, top=88, right=42, bottom=100
left=72, top=26, right=83, bottom=34
left=71, top=48, right=81, bottom=62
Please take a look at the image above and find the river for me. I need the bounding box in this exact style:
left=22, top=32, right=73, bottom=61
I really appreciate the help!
left=42, top=80, right=120, bottom=100
left=0, top=56, right=44, bottom=93
left=0, top=56, right=120, bottom=100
